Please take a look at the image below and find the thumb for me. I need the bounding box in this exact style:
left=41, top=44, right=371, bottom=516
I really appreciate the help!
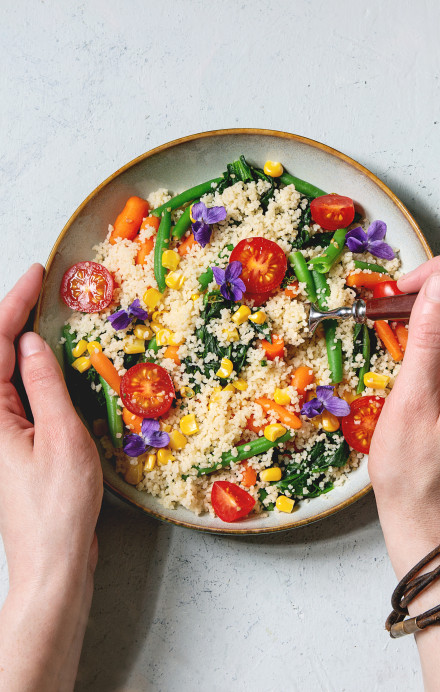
left=18, top=332, right=78, bottom=430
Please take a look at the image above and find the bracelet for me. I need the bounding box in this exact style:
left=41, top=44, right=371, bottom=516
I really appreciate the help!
left=386, top=543, right=440, bottom=638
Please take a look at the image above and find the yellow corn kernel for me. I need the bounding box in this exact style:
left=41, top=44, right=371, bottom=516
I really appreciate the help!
left=134, top=324, right=152, bottom=340
left=87, top=340, right=102, bottom=355
left=160, top=422, right=172, bottom=433
left=248, top=310, right=267, bottom=325
left=180, top=386, right=195, bottom=399
left=274, top=387, right=291, bottom=405
left=216, top=357, right=234, bottom=379
left=341, top=390, right=361, bottom=404
left=189, top=203, right=197, bottom=223
left=123, top=338, right=146, bottom=354
left=92, top=418, right=108, bottom=437
left=233, top=378, right=248, bottom=391
left=231, top=305, right=251, bottom=325
left=144, top=453, right=156, bottom=473
left=72, top=356, right=91, bottom=373
left=276, top=495, right=295, bottom=513
left=321, top=411, right=340, bottom=433
left=162, top=249, right=181, bottom=271
left=191, top=293, right=200, bottom=301
left=223, top=327, right=239, bottom=342
left=124, top=462, right=143, bottom=485
left=223, top=383, right=235, bottom=392
left=165, top=270, right=185, bottom=290
left=156, top=328, right=180, bottom=346
left=143, top=287, right=162, bottom=310
left=263, top=160, right=284, bottom=178
left=208, top=387, right=222, bottom=410
left=264, top=424, right=287, bottom=442
left=150, top=321, right=162, bottom=334
left=260, top=467, right=282, bottom=482
left=157, top=448, right=175, bottom=466
left=311, top=415, right=322, bottom=429
left=169, top=429, right=187, bottom=450
left=180, top=414, right=199, bottom=435
left=72, top=339, right=88, bottom=358
left=363, top=371, right=390, bottom=389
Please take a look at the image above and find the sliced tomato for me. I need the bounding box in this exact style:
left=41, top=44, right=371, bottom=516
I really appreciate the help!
left=60, top=261, right=114, bottom=313
left=211, top=480, right=256, bottom=522
left=120, top=362, right=175, bottom=418
left=372, top=280, right=404, bottom=298
left=310, top=194, right=355, bottom=231
left=229, top=238, right=287, bottom=294
left=342, top=395, right=385, bottom=454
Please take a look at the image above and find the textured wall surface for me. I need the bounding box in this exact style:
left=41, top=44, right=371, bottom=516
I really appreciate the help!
left=1, top=0, right=439, bottom=689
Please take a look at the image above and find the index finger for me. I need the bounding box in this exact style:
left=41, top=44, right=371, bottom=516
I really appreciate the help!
left=397, top=256, right=440, bottom=294
left=0, top=264, right=44, bottom=382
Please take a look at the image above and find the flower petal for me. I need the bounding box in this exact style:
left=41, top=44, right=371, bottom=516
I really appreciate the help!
left=220, top=283, right=234, bottom=301
left=366, top=220, right=387, bottom=242
left=123, top=434, right=146, bottom=457
left=225, top=261, right=243, bottom=282
left=108, top=309, right=132, bottom=331
left=212, top=266, right=226, bottom=286
left=148, top=430, right=171, bottom=448
left=368, top=240, right=396, bottom=260
left=229, top=281, right=245, bottom=302
left=346, top=236, right=367, bottom=254
left=316, top=385, right=335, bottom=404
left=192, top=221, right=212, bottom=248
left=203, top=205, right=227, bottom=225
left=128, top=299, right=149, bottom=320
left=300, top=398, right=324, bottom=418
left=191, top=202, right=206, bottom=222
left=141, top=418, right=160, bottom=438
left=324, top=396, right=351, bottom=417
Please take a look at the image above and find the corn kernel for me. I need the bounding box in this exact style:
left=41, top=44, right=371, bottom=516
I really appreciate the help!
left=274, top=387, right=291, bottom=405
left=276, top=495, right=295, bottom=513
left=169, top=430, right=187, bottom=450
left=156, top=328, right=180, bottom=346
left=162, top=249, right=181, bottom=271
left=341, top=391, right=361, bottom=404
left=72, top=339, right=88, bottom=358
left=208, top=387, right=222, bottom=410
left=263, top=160, right=284, bottom=178
left=264, top=424, right=287, bottom=442
left=134, top=324, right=152, bottom=340
left=124, top=462, right=143, bottom=485
left=160, top=422, right=172, bottom=433
left=233, top=378, right=248, bottom=391
left=189, top=203, right=197, bottom=223
left=311, top=415, right=322, bottom=429
left=191, top=293, right=200, bottom=301
left=231, top=305, right=251, bottom=325
left=223, top=327, right=239, bottom=342
left=180, top=413, right=199, bottom=435
left=180, top=386, right=195, bottom=399
left=123, top=338, right=146, bottom=354
left=248, top=310, right=267, bottom=325
left=92, top=418, right=108, bottom=437
left=260, top=467, right=282, bottom=482
left=72, top=356, right=91, bottom=373
left=144, top=453, right=156, bottom=473
left=143, top=287, right=162, bottom=310
left=165, top=270, right=185, bottom=290
left=157, top=448, right=175, bottom=466
left=363, top=371, right=390, bottom=389
left=222, top=383, right=235, bottom=392
left=152, top=309, right=167, bottom=322
left=216, top=357, right=234, bottom=379
left=321, top=411, right=340, bottom=432
left=151, top=321, right=164, bottom=334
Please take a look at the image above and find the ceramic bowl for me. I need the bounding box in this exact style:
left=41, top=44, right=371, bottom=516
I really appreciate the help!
left=35, top=129, right=432, bottom=534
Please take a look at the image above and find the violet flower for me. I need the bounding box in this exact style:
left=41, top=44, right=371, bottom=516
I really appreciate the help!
left=108, top=299, right=148, bottom=331
left=300, top=385, right=350, bottom=419
left=212, top=261, right=246, bottom=302
left=123, top=418, right=170, bottom=457
left=345, top=220, right=395, bottom=260
left=191, top=201, right=227, bottom=248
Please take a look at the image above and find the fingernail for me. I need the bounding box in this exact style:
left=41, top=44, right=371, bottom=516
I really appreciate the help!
left=20, top=332, right=45, bottom=358
left=425, top=273, right=440, bottom=302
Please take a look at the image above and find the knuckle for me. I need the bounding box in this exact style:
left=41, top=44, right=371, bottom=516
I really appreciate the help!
left=27, top=362, right=60, bottom=389
left=411, top=318, right=440, bottom=350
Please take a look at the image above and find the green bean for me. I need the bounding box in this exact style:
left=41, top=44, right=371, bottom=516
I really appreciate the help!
left=194, top=431, right=292, bottom=476
left=279, top=172, right=326, bottom=198
left=198, top=267, right=214, bottom=290
left=353, top=260, right=389, bottom=274
left=142, top=336, right=159, bottom=363
left=289, top=251, right=317, bottom=303
left=172, top=200, right=199, bottom=239
left=308, top=228, right=348, bottom=274
left=311, top=271, right=343, bottom=384
left=154, top=210, right=171, bottom=292
left=151, top=178, right=223, bottom=217
left=146, top=335, right=159, bottom=353
left=356, top=325, right=371, bottom=394
left=311, top=270, right=329, bottom=310
left=99, top=376, right=123, bottom=448
left=62, top=325, right=76, bottom=366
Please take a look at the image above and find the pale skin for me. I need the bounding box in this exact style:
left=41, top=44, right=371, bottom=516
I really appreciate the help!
left=0, top=262, right=440, bottom=690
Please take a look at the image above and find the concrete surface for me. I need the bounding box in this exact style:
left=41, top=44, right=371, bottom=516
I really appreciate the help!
left=1, top=0, right=439, bottom=689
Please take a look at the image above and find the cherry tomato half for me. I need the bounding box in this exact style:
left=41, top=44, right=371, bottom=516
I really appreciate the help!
left=120, top=362, right=175, bottom=418
left=60, top=261, right=114, bottom=313
left=229, top=238, right=287, bottom=294
left=341, top=395, right=385, bottom=454
left=372, top=280, right=404, bottom=299
left=211, top=480, right=256, bottom=522
left=310, top=194, right=355, bottom=231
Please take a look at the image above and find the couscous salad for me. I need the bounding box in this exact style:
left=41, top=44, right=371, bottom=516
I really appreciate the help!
left=60, top=156, right=405, bottom=522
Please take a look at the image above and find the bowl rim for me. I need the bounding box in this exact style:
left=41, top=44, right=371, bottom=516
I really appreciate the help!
left=34, top=127, right=433, bottom=535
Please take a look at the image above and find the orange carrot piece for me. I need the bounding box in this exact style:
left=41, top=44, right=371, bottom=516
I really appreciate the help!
left=245, top=415, right=266, bottom=435
left=241, top=461, right=257, bottom=488
left=284, top=280, right=300, bottom=299
left=346, top=271, right=389, bottom=288
left=122, top=407, right=143, bottom=434
left=393, top=321, right=408, bottom=354
left=141, top=215, right=160, bottom=232
left=374, top=321, right=403, bottom=361
left=261, top=335, right=284, bottom=360
left=290, top=365, right=315, bottom=396
left=136, top=237, right=155, bottom=265
left=178, top=233, right=198, bottom=256
left=90, top=350, right=121, bottom=395
left=109, top=196, right=150, bottom=245
left=256, top=397, right=302, bottom=430
left=163, top=345, right=181, bottom=365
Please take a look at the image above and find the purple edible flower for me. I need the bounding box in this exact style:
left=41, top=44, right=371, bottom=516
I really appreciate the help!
left=191, top=201, right=227, bottom=248
left=345, top=220, right=395, bottom=260
left=212, top=261, right=246, bottom=302
left=108, top=299, right=149, bottom=331
left=300, top=385, right=351, bottom=419
left=123, top=418, right=170, bottom=457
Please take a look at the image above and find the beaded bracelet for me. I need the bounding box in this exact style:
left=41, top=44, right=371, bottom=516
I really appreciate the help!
left=386, top=544, right=440, bottom=638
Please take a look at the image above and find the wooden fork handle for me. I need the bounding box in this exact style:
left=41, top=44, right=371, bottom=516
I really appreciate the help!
left=365, top=293, right=418, bottom=321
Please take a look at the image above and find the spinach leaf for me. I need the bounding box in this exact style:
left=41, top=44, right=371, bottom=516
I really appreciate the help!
left=290, top=204, right=311, bottom=249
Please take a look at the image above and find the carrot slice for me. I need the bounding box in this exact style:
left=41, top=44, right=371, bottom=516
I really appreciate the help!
left=290, top=365, right=315, bottom=396
left=110, top=196, right=150, bottom=245
left=90, top=350, right=121, bottom=395
left=245, top=415, right=266, bottom=435
left=255, top=397, right=302, bottom=430
left=261, top=335, right=284, bottom=360
left=136, top=237, right=155, bottom=265
left=374, top=321, right=403, bottom=361
left=122, top=407, right=143, bottom=434
left=241, top=461, right=257, bottom=488
left=178, top=233, right=198, bottom=256
left=163, top=345, right=180, bottom=365
left=284, top=280, right=300, bottom=298
left=393, top=321, right=408, bottom=354
left=346, top=271, right=389, bottom=288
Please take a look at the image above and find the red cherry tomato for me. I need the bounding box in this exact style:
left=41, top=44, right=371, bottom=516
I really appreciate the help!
left=372, top=280, right=404, bottom=299
left=342, top=395, right=385, bottom=454
left=120, top=362, right=175, bottom=418
left=229, top=238, right=287, bottom=294
left=60, top=261, right=114, bottom=313
left=310, top=194, right=355, bottom=231
left=211, top=481, right=256, bottom=522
